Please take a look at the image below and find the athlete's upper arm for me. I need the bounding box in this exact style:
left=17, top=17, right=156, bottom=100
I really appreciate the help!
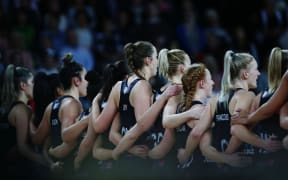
left=231, top=91, right=255, bottom=114
left=132, top=80, right=153, bottom=121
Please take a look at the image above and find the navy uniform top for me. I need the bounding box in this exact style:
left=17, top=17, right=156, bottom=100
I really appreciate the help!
left=175, top=100, right=205, bottom=169
left=50, top=95, right=86, bottom=148
left=118, top=78, right=149, bottom=145
left=146, top=88, right=165, bottom=149
left=251, top=91, right=287, bottom=155
left=212, top=88, right=243, bottom=152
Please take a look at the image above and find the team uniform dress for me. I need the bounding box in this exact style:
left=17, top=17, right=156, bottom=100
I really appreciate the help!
left=175, top=100, right=206, bottom=178
left=146, top=88, right=175, bottom=177
left=116, top=78, right=150, bottom=178
left=207, top=88, right=244, bottom=173
left=50, top=95, right=86, bottom=174
left=249, top=91, right=287, bottom=168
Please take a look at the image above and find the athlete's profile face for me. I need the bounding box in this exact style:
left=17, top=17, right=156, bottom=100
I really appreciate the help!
left=79, top=69, right=88, bottom=97
left=204, top=69, right=214, bottom=97
left=24, top=75, right=34, bottom=100
left=150, top=47, right=158, bottom=76
left=247, top=59, right=260, bottom=89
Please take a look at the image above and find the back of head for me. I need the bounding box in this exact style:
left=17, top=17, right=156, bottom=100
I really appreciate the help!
left=268, top=47, right=288, bottom=92
left=158, top=48, right=188, bottom=79
left=124, top=41, right=154, bottom=79
left=59, top=53, right=84, bottom=90
left=181, top=63, right=206, bottom=111
left=220, top=50, right=254, bottom=99
left=0, top=64, right=32, bottom=115
left=33, top=72, right=59, bottom=126
left=100, top=60, right=131, bottom=102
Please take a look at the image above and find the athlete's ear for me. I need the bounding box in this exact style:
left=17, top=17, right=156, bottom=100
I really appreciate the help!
left=144, top=57, right=152, bottom=65
left=19, top=81, right=26, bottom=90
left=243, top=71, right=249, bottom=79
left=179, top=64, right=185, bottom=73
left=199, top=80, right=205, bottom=88
left=73, top=76, right=81, bottom=86
left=241, top=70, right=249, bottom=80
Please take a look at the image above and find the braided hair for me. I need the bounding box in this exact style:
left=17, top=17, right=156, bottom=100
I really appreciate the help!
left=180, top=63, right=206, bottom=112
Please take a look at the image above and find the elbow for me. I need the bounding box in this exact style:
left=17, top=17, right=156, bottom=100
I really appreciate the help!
left=191, top=128, right=204, bottom=138
left=162, top=120, right=172, bottom=129
left=230, top=124, right=243, bottom=137
left=109, top=132, right=117, bottom=145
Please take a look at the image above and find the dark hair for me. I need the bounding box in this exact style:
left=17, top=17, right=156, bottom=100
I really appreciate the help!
left=59, top=53, right=84, bottom=90
left=100, top=60, right=131, bottom=103
left=85, top=70, right=103, bottom=102
left=124, top=41, right=155, bottom=79
left=33, top=73, right=62, bottom=126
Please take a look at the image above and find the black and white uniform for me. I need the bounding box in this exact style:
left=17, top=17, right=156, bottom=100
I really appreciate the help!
left=118, top=78, right=149, bottom=145
left=249, top=91, right=287, bottom=166
left=175, top=101, right=205, bottom=174
left=211, top=88, right=243, bottom=153
left=146, top=89, right=165, bottom=149
left=116, top=78, right=150, bottom=177
left=146, top=88, right=171, bottom=175
left=50, top=95, right=86, bottom=164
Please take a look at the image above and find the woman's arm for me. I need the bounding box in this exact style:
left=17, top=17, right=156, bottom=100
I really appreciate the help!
left=43, top=136, right=63, bottom=172
left=233, top=71, right=288, bottom=124
left=162, top=103, right=204, bottom=128
left=15, top=106, right=47, bottom=166
left=30, top=103, right=52, bottom=145
left=148, top=128, right=175, bottom=159
left=92, top=135, right=113, bottom=160
left=60, top=99, right=88, bottom=143
left=280, top=102, right=288, bottom=130
left=109, top=113, right=121, bottom=146
left=48, top=141, right=77, bottom=159
left=74, top=94, right=101, bottom=169
left=93, top=84, right=119, bottom=133
left=109, top=112, right=149, bottom=159
left=200, top=130, right=251, bottom=167
left=230, top=91, right=282, bottom=152
left=177, top=102, right=214, bottom=164
left=112, top=85, right=181, bottom=158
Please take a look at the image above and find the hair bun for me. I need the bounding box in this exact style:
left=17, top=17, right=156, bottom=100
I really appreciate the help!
left=62, top=53, right=74, bottom=66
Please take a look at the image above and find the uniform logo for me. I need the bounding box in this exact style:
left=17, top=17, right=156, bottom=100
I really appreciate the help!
left=148, top=132, right=164, bottom=147
left=215, top=114, right=229, bottom=121
left=123, top=104, right=128, bottom=111
left=51, top=118, right=58, bottom=126
left=121, top=126, right=129, bottom=136
left=176, top=124, right=187, bottom=132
